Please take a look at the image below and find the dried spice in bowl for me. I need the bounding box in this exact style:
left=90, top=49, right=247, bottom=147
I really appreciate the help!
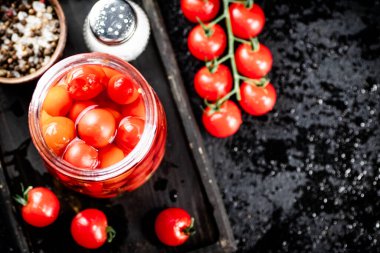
left=0, top=0, right=60, bottom=78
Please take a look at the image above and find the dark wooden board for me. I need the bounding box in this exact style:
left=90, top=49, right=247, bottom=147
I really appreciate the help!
left=0, top=0, right=235, bottom=252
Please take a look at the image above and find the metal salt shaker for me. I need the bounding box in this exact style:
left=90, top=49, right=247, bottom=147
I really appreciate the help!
left=83, top=0, right=150, bottom=61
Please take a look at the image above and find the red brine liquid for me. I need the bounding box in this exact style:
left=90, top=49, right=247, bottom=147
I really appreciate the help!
left=29, top=53, right=167, bottom=198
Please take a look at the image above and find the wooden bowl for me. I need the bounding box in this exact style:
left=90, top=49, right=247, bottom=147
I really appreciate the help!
left=0, top=0, right=67, bottom=85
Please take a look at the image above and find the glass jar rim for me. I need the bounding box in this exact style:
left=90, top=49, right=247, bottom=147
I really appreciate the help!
left=28, top=52, right=158, bottom=181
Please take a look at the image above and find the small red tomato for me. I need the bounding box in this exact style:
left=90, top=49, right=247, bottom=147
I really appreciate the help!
left=63, top=139, right=99, bottom=169
left=42, top=86, right=72, bottom=116
left=14, top=186, right=60, bottom=227
left=194, top=64, right=232, bottom=101
left=188, top=24, right=227, bottom=61
left=121, top=95, right=145, bottom=118
left=180, top=0, right=220, bottom=23
left=235, top=43, right=273, bottom=79
left=229, top=3, right=265, bottom=39
left=68, top=100, right=96, bottom=122
left=42, top=116, right=76, bottom=155
left=77, top=108, right=116, bottom=148
left=107, top=74, right=139, bottom=105
left=66, top=66, right=105, bottom=100
left=71, top=209, right=115, bottom=249
left=202, top=100, right=242, bottom=138
left=102, top=66, right=121, bottom=80
left=240, top=82, right=277, bottom=116
left=115, top=116, right=145, bottom=152
left=155, top=208, right=195, bottom=246
left=98, top=144, right=125, bottom=168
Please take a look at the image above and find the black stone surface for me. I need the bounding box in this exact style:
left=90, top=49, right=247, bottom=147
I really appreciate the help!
left=157, top=0, right=380, bottom=252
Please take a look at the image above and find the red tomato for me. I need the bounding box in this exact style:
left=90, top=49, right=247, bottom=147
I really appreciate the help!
left=121, top=95, right=145, bottom=118
left=77, top=108, right=116, bottom=148
left=42, top=86, right=72, bottom=116
left=202, top=100, right=242, bottom=138
left=42, top=116, right=76, bottom=155
left=194, top=64, right=232, bottom=101
left=239, top=82, right=277, bottom=116
left=71, top=209, right=115, bottom=249
left=68, top=100, right=96, bottom=122
left=155, top=208, right=194, bottom=246
left=188, top=24, right=227, bottom=61
left=63, top=139, right=99, bottom=169
left=229, top=3, right=265, bottom=39
left=14, top=186, right=60, bottom=227
left=66, top=66, right=105, bottom=100
left=102, top=66, right=121, bottom=80
left=180, top=0, right=220, bottom=23
left=115, top=117, right=145, bottom=152
left=107, top=74, right=139, bottom=105
left=99, top=144, right=125, bottom=168
left=235, top=43, right=273, bottom=79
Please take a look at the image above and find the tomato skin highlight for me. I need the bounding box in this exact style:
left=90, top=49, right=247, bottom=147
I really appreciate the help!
left=240, top=82, right=277, bottom=116
left=66, top=66, right=105, bottom=100
left=180, top=0, right=220, bottom=23
left=107, top=74, right=139, bottom=105
left=71, top=209, right=110, bottom=249
left=20, top=187, right=60, bottom=227
left=155, top=208, right=193, bottom=246
left=63, top=139, right=99, bottom=169
left=42, top=86, right=72, bottom=116
left=229, top=3, right=265, bottom=39
left=194, top=64, right=233, bottom=101
left=77, top=108, right=116, bottom=148
left=42, top=116, right=76, bottom=155
left=235, top=43, right=273, bottom=79
left=115, top=116, right=145, bottom=152
left=188, top=24, right=227, bottom=61
left=202, top=100, right=242, bottom=138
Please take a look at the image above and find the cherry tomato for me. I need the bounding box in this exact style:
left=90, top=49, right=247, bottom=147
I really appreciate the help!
left=71, top=209, right=115, bottom=249
left=42, top=116, right=76, bottom=155
left=180, top=0, right=220, bottom=23
left=155, top=208, right=195, bottom=246
left=77, top=108, right=116, bottom=148
left=229, top=3, right=265, bottom=39
left=202, top=100, right=242, bottom=138
left=239, top=82, right=277, bottom=116
left=14, top=186, right=60, bottom=227
left=68, top=100, right=96, bottom=122
left=66, top=66, right=105, bottom=100
left=63, top=139, right=99, bottom=169
left=107, top=74, right=139, bottom=105
left=188, top=24, right=227, bottom=61
left=99, top=144, right=125, bottom=168
left=194, top=64, right=232, bottom=101
left=42, top=86, right=72, bottom=116
left=40, top=110, right=52, bottom=125
left=115, top=117, right=145, bottom=152
left=102, top=66, right=121, bottom=80
left=121, top=95, right=145, bottom=118
left=235, top=43, right=273, bottom=79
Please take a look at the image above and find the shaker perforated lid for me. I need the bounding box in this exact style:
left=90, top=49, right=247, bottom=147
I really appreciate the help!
left=88, top=0, right=137, bottom=45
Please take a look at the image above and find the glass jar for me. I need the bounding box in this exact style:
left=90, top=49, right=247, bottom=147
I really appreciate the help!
left=29, top=53, right=167, bottom=198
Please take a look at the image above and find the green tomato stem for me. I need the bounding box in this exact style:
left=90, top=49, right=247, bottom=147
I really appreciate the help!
left=106, top=226, right=116, bottom=243
left=208, top=14, right=226, bottom=26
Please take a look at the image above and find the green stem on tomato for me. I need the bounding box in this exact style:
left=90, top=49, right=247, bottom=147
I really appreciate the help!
left=106, top=226, right=116, bottom=243
left=245, top=0, right=254, bottom=8
left=234, top=37, right=250, bottom=44
left=208, top=14, right=226, bottom=26
left=197, top=17, right=213, bottom=37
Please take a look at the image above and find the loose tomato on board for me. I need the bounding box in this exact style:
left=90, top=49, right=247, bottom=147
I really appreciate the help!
left=239, top=82, right=277, bottom=116
left=115, top=116, right=145, bottom=152
left=180, top=0, right=220, bottom=23
left=155, top=207, right=195, bottom=246
left=229, top=3, right=265, bottom=39
left=42, top=116, right=76, bottom=155
left=202, top=100, right=242, bottom=138
left=71, top=209, right=115, bottom=249
left=194, top=64, right=232, bottom=101
left=63, top=139, right=99, bottom=169
left=66, top=66, right=105, bottom=100
left=235, top=43, right=273, bottom=79
left=42, top=86, right=72, bottom=116
left=77, top=108, right=116, bottom=148
left=107, top=74, right=139, bottom=105
left=188, top=24, right=227, bottom=61
left=14, top=186, right=60, bottom=227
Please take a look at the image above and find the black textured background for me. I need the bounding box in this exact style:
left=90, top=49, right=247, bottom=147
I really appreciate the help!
left=157, top=0, right=380, bottom=252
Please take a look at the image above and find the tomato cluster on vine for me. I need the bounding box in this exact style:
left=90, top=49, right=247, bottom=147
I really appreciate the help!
left=181, top=0, right=277, bottom=138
